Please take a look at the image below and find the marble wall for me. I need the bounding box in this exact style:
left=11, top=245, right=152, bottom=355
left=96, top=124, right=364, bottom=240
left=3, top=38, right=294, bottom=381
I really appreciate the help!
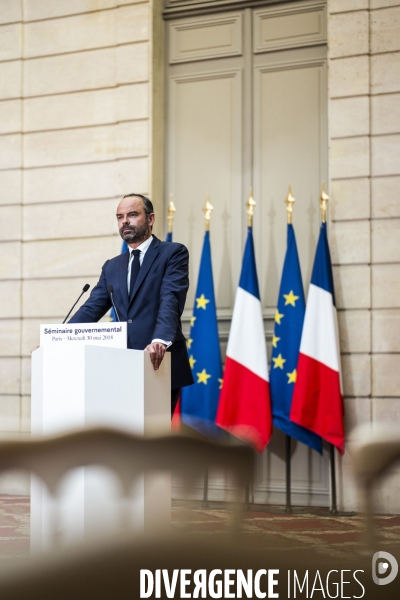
left=0, top=0, right=154, bottom=440
left=328, top=0, right=400, bottom=512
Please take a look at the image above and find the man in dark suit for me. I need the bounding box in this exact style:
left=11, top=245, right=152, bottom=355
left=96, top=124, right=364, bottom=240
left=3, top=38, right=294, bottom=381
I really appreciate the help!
left=69, top=193, right=194, bottom=414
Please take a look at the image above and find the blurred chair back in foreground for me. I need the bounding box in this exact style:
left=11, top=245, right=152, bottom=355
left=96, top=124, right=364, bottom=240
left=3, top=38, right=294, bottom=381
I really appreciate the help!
left=0, top=427, right=253, bottom=548
left=352, top=423, right=400, bottom=549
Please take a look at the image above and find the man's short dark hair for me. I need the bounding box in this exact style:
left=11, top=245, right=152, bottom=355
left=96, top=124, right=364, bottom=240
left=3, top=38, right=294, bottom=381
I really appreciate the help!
left=123, top=193, right=154, bottom=215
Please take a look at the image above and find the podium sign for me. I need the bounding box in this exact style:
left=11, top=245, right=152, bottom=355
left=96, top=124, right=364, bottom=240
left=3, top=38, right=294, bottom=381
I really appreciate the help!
left=40, top=322, right=127, bottom=348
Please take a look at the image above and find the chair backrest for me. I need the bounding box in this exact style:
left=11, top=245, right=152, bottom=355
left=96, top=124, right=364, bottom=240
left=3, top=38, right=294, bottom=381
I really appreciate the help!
left=0, top=427, right=254, bottom=544
left=351, top=423, right=400, bottom=548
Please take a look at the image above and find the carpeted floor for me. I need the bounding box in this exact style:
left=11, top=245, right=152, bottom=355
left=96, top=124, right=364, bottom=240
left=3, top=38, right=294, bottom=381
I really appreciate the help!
left=0, top=495, right=399, bottom=562
left=172, top=501, right=400, bottom=562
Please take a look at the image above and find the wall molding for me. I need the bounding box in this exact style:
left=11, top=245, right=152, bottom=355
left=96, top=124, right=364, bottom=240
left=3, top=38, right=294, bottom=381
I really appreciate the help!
left=169, top=13, right=243, bottom=64
left=253, top=1, right=327, bottom=53
left=164, top=0, right=301, bottom=21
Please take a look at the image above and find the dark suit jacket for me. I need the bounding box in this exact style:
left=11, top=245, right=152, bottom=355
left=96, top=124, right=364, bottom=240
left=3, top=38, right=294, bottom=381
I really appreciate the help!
left=69, top=236, right=194, bottom=390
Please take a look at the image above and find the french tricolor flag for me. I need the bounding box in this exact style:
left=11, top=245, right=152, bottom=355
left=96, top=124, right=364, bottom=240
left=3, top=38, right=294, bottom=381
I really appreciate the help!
left=290, top=222, right=345, bottom=454
left=216, top=227, right=272, bottom=453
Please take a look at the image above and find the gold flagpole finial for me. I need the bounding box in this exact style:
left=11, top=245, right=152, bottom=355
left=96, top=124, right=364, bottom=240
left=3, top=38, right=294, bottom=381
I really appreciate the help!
left=319, top=183, right=329, bottom=223
left=285, top=185, right=295, bottom=224
left=203, top=193, right=214, bottom=231
left=246, top=187, right=256, bottom=227
left=167, top=193, right=176, bottom=233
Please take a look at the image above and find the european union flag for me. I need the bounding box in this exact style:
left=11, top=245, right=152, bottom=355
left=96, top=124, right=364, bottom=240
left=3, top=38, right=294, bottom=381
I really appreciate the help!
left=270, top=224, right=322, bottom=453
left=110, top=241, right=128, bottom=322
left=180, top=231, right=223, bottom=437
left=166, top=231, right=172, bottom=242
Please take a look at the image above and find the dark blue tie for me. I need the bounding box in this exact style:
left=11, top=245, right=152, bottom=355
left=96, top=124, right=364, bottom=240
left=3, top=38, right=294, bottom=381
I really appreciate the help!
left=129, top=249, right=141, bottom=298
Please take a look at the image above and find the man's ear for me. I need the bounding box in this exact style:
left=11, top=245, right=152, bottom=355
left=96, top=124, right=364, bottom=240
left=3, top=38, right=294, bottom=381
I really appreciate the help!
left=149, top=213, right=155, bottom=228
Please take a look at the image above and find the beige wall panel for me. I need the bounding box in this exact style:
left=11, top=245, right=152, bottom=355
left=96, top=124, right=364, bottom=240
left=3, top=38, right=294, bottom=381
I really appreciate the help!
left=20, top=395, right=30, bottom=433
left=0, top=23, right=22, bottom=61
left=0, top=242, right=21, bottom=279
left=254, top=3, right=326, bottom=53
left=23, top=236, right=120, bottom=279
left=116, top=43, right=149, bottom=85
left=343, top=397, right=371, bottom=435
left=341, top=353, right=371, bottom=397
left=371, top=93, right=400, bottom=135
left=23, top=199, right=119, bottom=241
left=337, top=310, right=370, bottom=353
left=0, top=205, right=22, bottom=240
left=329, top=96, right=369, bottom=138
left=329, top=56, right=369, bottom=98
left=0, top=0, right=22, bottom=24
left=0, top=281, right=21, bottom=318
left=371, top=0, right=400, bottom=6
left=372, top=354, right=400, bottom=396
left=254, top=61, right=326, bottom=308
left=373, top=397, right=400, bottom=425
left=0, top=134, right=22, bottom=169
left=328, top=0, right=368, bottom=12
left=167, top=68, right=242, bottom=311
left=372, top=134, right=400, bottom=176
left=372, top=309, right=400, bottom=353
left=23, top=157, right=149, bottom=203
left=330, top=178, right=370, bottom=221
left=333, top=264, right=370, bottom=309
left=0, top=396, right=20, bottom=432
left=24, top=5, right=149, bottom=59
left=0, top=319, right=20, bottom=357
left=330, top=136, right=370, bottom=179
left=22, top=276, right=105, bottom=319
left=24, top=83, right=149, bottom=132
left=371, top=6, right=400, bottom=54
left=24, top=43, right=148, bottom=97
left=330, top=220, right=370, bottom=265
left=23, top=0, right=142, bottom=21
left=21, top=318, right=42, bottom=357
left=0, top=358, right=20, bottom=394
left=328, top=11, right=369, bottom=59
left=0, top=99, right=21, bottom=134
left=0, top=170, right=21, bottom=205
left=372, top=264, right=400, bottom=308
left=372, top=218, right=400, bottom=263
left=24, top=121, right=148, bottom=168
left=21, top=357, right=30, bottom=396
left=169, top=13, right=242, bottom=64
left=371, top=52, right=400, bottom=94
left=0, top=60, right=22, bottom=100
left=371, top=176, right=400, bottom=219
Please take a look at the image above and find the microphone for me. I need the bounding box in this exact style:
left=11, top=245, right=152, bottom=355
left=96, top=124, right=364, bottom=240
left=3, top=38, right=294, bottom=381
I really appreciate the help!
left=108, top=285, right=120, bottom=322
left=62, top=284, right=90, bottom=324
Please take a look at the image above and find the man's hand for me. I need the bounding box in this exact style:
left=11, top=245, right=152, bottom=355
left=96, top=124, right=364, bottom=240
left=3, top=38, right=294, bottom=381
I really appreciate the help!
left=144, top=342, right=166, bottom=371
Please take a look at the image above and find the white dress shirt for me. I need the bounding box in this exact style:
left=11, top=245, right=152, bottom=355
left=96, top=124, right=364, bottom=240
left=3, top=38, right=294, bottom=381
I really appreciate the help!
left=127, top=235, right=171, bottom=348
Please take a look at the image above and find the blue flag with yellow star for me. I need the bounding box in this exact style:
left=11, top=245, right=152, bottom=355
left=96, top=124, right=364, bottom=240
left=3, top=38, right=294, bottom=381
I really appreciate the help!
left=180, top=231, right=223, bottom=437
left=270, top=224, right=322, bottom=453
left=166, top=231, right=172, bottom=242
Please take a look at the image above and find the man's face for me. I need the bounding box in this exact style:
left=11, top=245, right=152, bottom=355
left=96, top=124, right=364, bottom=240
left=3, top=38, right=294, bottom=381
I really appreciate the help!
left=116, top=196, right=155, bottom=246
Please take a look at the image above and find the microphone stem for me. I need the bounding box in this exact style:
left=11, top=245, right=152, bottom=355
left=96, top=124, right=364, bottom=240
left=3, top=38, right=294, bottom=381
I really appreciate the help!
left=110, top=292, right=120, bottom=322
left=62, top=290, right=85, bottom=324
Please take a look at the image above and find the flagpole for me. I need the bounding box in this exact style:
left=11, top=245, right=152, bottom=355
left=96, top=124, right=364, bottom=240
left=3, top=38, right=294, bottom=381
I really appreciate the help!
left=245, top=188, right=257, bottom=511
left=319, top=183, right=339, bottom=515
left=284, top=186, right=296, bottom=514
left=167, top=194, right=176, bottom=236
left=201, top=194, right=213, bottom=509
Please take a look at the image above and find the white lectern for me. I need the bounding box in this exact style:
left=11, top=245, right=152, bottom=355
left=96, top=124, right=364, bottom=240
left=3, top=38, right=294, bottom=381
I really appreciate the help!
left=31, top=345, right=171, bottom=551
